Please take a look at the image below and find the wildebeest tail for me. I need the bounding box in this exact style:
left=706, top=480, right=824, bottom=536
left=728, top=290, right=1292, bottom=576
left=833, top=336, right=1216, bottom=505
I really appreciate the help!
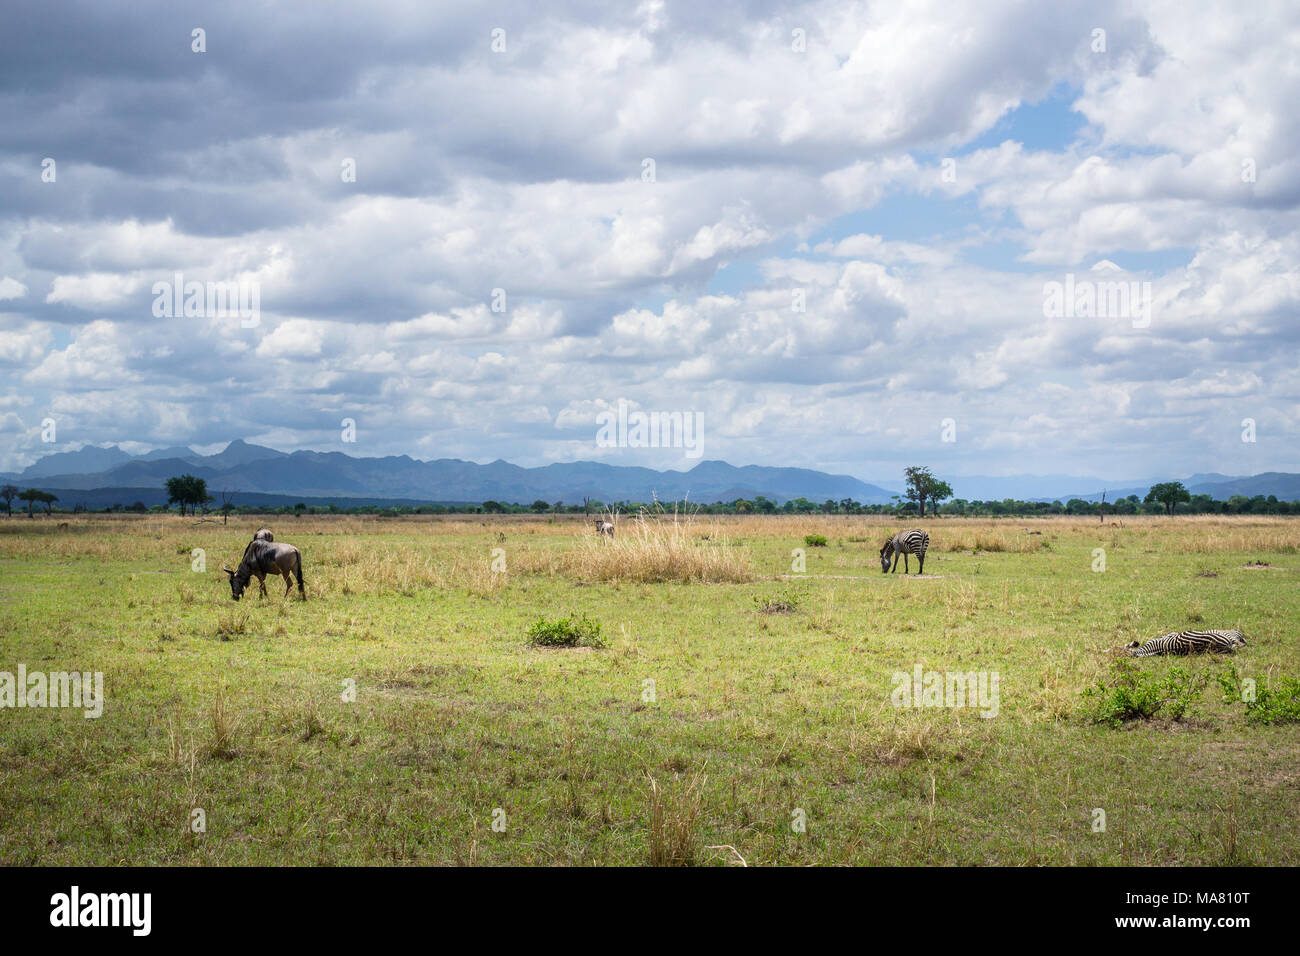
left=294, top=550, right=305, bottom=598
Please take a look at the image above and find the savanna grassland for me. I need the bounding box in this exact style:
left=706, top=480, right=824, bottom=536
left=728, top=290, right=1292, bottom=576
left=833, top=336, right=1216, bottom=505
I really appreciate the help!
left=1, top=512, right=1297, bottom=866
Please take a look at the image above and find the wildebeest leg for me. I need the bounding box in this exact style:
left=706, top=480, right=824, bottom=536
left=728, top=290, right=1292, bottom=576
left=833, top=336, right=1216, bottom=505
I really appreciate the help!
left=256, top=573, right=268, bottom=598
left=282, top=569, right=293, bottom=598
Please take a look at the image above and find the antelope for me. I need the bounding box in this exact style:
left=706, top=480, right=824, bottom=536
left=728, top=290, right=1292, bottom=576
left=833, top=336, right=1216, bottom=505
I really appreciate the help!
left=595, top=519, right=615, bottom=537
left=223, top=539, right=305, bottom=601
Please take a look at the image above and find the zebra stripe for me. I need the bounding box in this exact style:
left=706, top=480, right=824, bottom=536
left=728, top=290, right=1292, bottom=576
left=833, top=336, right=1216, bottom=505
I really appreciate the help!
left=881, top=529, right=929, bottom=575
left=1128, top=629, right=1246, bottom=658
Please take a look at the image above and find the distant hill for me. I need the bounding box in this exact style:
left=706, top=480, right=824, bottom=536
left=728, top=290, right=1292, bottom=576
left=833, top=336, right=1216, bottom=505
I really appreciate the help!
left=3, top=441, right=896, bottom=505
left=20, top=444, right=133, bottom=478
left=6, top=442, right=1299, bottom=505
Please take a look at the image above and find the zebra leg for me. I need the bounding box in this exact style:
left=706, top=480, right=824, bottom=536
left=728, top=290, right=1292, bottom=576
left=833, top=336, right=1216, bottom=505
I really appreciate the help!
left=904, top=552, right=910, bottom=574
left=918, top=553, right=924, bottom=575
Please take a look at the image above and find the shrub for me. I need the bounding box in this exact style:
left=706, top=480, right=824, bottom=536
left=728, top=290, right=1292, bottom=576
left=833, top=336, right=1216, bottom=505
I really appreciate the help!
left=527, top=612, right=606, bottom=648
left=1081, top=661, right=1211, bottom=727
left=1246, top=677, right=1300, bottom=724
left=804, top=534, right=828, bottom=547
left=754, top=589, right=801, bottom=614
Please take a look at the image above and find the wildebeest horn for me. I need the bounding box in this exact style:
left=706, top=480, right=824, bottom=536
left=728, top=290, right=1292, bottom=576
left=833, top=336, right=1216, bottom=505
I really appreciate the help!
left=222, top=564, right=234, bottom=575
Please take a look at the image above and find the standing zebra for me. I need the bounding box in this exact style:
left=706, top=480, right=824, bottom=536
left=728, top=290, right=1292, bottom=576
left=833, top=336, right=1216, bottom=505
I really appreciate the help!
left=1127, top=629, right=1246, bottom=657
left=880, top=529, right=930, bottom=575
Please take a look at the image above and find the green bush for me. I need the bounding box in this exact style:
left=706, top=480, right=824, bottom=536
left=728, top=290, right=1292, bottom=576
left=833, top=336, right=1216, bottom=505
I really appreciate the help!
left=1246, top=678, right=1300, bottom=724
left=754, top=589, right=801, bottom=614
left=1216, top=667, right=1300, bottom=724
left=803, top=534, right=828, bottom=547
left=1081, top=661, right=1211, bottom=727
left=526, top=613, right=606, bottom=648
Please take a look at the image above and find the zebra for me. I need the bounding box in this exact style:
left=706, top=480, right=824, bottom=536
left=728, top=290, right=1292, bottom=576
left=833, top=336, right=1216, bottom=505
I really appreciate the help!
left=880, top=529, right=930, bottom=575
left=1127, top=629, right=1246, bottom=658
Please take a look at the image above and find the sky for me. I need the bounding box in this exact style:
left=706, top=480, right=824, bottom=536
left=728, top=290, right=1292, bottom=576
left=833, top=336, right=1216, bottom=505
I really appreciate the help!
left=1, top=0, right=1298, bottom=483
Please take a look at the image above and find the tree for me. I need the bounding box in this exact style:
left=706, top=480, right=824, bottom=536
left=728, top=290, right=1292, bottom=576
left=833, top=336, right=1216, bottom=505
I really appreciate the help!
left=17, top=488, right=43, bottom=516
left=482, top=501, right=506, bottom=514
left=219, top=489, right=237, bottom=525
left=1144, top=481, right=1191, bottom=516
left=904, top=466, right=932, bottom=517
left=529, top=499, right=550, bottom=513
left=904, top=466, right=952, bottom=518
left=165, top=475, right=210, bottom=516
left=926, top=478, right=953, bottom=514
left=0, top=484, right=17, bottom=516
left=37, top=491, right=58, bottom=514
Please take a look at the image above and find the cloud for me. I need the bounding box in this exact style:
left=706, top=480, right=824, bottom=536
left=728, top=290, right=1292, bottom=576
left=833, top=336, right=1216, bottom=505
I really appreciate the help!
left=1, top=0, right=1298, bottom=478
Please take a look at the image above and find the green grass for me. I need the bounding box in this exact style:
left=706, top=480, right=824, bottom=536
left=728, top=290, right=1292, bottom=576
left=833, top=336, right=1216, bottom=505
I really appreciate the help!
left=1, top=513, right=1298, bottom=865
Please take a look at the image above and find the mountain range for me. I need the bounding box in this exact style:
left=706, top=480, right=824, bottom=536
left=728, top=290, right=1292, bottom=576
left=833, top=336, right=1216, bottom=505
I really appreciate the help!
left=3, top=442, right=1299, bottom=507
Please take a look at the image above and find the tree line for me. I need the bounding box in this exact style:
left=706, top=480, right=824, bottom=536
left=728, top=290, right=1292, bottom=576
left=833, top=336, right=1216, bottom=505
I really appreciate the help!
left=2, top=473, right=1297, bottom=518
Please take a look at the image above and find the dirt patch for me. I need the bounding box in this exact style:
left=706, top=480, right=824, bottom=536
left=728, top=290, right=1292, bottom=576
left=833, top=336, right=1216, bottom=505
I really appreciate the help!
left=1241, top=563, right=1286, bottom=571
left=1196, top=571, right=1219, bottom=578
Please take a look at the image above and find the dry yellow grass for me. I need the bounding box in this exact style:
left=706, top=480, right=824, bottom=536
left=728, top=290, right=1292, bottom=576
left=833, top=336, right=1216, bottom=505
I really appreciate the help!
left=558, top=508, right=754, bottom=583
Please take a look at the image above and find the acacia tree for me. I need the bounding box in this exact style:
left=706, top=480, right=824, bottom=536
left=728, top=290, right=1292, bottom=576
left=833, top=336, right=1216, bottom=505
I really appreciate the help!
left=1144, top=481, right=1191, bottom=516
left=17, top=488, right=41, bottom=516
left=0, top=484, right=16, bottom=516
left=904, top=466, right=933, bottom=517
left=927, top=477, right=954, bottom=514
left=904, top=467, right=953, bottom=517
left=165, top=474, right=210, bottom=516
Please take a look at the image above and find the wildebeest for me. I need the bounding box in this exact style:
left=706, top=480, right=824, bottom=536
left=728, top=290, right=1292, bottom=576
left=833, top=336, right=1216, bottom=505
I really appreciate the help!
left=594, top=519, right=615, bottom=537
left=223, top=539, right=305, bottom=601
left=253, top=527, right=273, bottom=542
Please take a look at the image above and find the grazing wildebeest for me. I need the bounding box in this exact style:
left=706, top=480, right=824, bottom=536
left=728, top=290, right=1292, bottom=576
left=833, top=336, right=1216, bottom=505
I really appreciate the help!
left=223, top=539, right=305, bottom=601
left=238, top=528, right=277, bottom=595
left=595, top=519, right=615, bottom=537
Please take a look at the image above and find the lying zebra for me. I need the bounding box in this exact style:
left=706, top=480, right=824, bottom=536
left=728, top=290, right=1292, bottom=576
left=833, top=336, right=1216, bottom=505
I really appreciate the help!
left=880, top=529, right=929, bottom=575
left=1127, top=629, right=1246, bottom=657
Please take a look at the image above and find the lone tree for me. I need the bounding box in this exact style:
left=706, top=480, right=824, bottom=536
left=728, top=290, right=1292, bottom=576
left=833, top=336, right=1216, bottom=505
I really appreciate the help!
left=904, top=466, right=953, bottom=518
left=165, top=474, right=211, bottom=516
left=530, top=499, right=550, bottom=513
left=1144, top=481, right=1191, bottom=516
left=218, top=489, right=237, bottom=525
left=1, top=484, right=17, bottom=516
